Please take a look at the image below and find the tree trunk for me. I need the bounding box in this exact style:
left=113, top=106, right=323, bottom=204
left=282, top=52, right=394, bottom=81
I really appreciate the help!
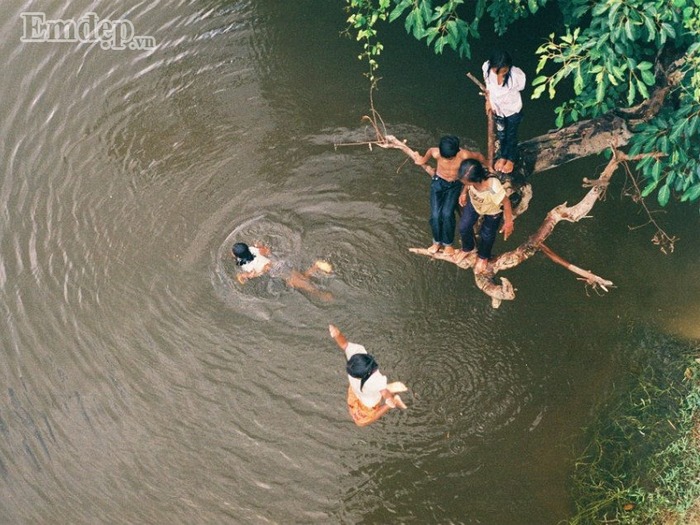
left=517, top=113, right=632, bottom=175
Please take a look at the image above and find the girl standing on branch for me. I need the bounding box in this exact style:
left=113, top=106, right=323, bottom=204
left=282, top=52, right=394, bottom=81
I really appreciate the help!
left=483, top=50, right=526, bottom=174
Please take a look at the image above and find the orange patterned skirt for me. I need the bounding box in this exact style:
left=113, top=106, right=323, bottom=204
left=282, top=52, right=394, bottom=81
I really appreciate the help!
left=347, top=386, right=383, bottom=427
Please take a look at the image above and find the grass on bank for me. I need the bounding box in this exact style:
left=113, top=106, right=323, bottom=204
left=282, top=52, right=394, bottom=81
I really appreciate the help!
left=569, top=332, right=700, bottom=525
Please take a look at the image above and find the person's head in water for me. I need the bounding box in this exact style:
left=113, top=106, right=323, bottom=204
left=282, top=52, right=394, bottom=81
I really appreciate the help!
left=458, top=159, right=487, bottom=184
left=232, top=242, right=255, bottom=266
left=346, top=353, right=379, bottom=391
left=487, top=50, right=513, bottom=84
left=439, top=135, right=460, bottom=159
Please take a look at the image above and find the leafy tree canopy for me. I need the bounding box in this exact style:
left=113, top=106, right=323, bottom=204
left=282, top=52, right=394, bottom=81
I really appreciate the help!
left=344, top=0, right=700, bottom=210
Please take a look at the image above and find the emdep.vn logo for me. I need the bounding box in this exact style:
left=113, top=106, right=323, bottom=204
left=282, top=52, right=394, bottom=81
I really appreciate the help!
left=21, top=12, right=156, bottom=51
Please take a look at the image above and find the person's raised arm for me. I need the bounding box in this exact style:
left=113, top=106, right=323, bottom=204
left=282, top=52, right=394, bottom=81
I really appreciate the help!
left=414, top=147, right=436, bottom=166
left=501, top=195, right=514, bottom=240
left=328, top=324, right=348, bottom=351
left=253, top=243, right=271, bottom=257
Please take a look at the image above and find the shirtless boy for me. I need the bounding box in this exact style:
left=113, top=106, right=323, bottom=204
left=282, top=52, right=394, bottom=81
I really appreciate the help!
left=414, top=135, right=487, bottom=255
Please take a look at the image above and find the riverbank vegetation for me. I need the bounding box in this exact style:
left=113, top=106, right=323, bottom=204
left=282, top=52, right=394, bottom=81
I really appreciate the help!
left=569, top=330, right=700, bottom=524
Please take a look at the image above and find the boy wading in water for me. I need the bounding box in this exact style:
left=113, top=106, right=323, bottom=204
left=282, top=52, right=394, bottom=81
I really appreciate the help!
left=328, top=324, right=408, bottom=427
left=414, top=136, right=487, bottom=255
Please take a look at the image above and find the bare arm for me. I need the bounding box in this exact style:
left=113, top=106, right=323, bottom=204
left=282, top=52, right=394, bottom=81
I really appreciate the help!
left=414, top=147, right=437, bottom=166
left=237, top=271, right=257, bottom=284
left=328, top=324, right=348, bottom=351
left=501, top=196, right=514, bottom=240
left=252, top=243, right=271, bottom=257
left=460, top=148, right=488, bottom=167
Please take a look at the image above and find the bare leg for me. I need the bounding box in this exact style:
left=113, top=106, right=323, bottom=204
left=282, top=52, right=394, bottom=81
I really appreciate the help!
left=286, top=270, right=333, bottom=301
left=302, top=260, right=333, bottom=278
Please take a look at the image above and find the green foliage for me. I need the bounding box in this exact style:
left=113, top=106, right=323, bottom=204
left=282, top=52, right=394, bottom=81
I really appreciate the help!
left=531, top=0, right=700, bottom=210
left=570, top=332, right=700, bottom=524
left=345, top=0, right=392, bottom=84
left=343, top=0, right=700, bottom=208
left=345, top=0, right=548, bottom=65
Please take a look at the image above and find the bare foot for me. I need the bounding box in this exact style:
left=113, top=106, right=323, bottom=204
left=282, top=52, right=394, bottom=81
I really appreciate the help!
left=442, top=246, right=455, bottom=256
left=427, top=243, right=441, bottom=254
left=329, top=324, right=340, bottom=338
left=474, top=257, right=488, bottom=274
left=313, top=260, right=333, bottom=274
left=393, top=395, right=407, bottom=410
left=453, top=249, right=473, bottom=264
left=502, top=159, right=514, bottom=174
left=494, top=158, right=505, bottom=172
left=387, top=381, right=408, bottom=393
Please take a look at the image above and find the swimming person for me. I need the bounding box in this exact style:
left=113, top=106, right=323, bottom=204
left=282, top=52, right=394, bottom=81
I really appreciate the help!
left=233, top=242, right=333, bottom=301
left=328, top=324, right=408, bottom=427
left=483, top=50, right=526, bottom=174
left=455, top=159, right=514, bottom=273
left=414, top=135, right=487, bottom=255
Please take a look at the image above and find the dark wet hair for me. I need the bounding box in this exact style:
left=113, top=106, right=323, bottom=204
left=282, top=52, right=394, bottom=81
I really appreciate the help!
left=487, top=50, right=513, bottom=85
left=439, top=135, right=460, bottom=159
left=458, top=159, right=487, bottom=183
left=346, top=353, right=379, bottom=391
left=232, top=242, right=255, bottom=266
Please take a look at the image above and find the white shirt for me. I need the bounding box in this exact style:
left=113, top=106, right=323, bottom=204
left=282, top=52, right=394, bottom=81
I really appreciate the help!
left=240, top=246, right=271, bottom=274
left=345, top=342, right=388, bottom=408
left=482, top=62, right=526, bottom=117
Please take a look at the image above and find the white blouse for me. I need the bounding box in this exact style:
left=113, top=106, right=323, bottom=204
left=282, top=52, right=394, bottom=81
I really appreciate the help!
left=482, top=62, right=526, bottom=117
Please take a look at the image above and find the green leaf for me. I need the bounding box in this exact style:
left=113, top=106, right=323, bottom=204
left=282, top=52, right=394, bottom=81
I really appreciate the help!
left=661, top=23, right=676, bottom=39
left=658, top=184, right=671, bottom=206
left=627, top=79, right=637, bottom=106
left=596, top=79, right=606, bottom=103
left=532, top=75, right=547, bottom=86
left=641, top=179, right=660, bottom=197
left=389, top=0, right=412, bottom=22
left=592, top=3, right=608, bottom=16
left=644, top=15, right=656, bottom=41
left=681, top=182, right=700, bottom=202
left=641, top=69, right=656, bottom=86
left=637, top=78, right=650, bottom=99
left=532, top=84, right=546, bottom=99
left=404, top=9, right=416, bottom=33
left=670, top=121, right=685, bottom=142
left=446, top=20, right=459, bottom=43
left=574, top=70, right=584, bottom=94
left=435, top=35, right=447, bottom=54
left=555, top=111, right=564, bottom=128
